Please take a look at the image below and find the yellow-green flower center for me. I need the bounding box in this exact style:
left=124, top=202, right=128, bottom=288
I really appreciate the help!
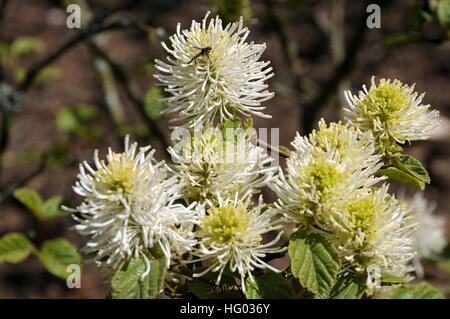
left=313, top=122, right=358, bottom=158
left=340, top=195, right=380, bottom=270
left=359, top=79, right=409, bottom=122
left=346, top=197, right=376, bottom=235
left=200, top=203, right=254, bottom=245
left=95, top=153, right=136, bottom=194
left=315, top=128, right=345, bottom=152
left=355, top=79, right=411, bottom=157
left=306, top=158, right=345, bottom=199
left=179, top=128, right=249, bottom=202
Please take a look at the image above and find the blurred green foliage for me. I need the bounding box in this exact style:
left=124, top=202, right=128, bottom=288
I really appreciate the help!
left=384, top=0, right=450, bottom=46
left=56, top=105, right=102, bottom=140
left=13, top=187, right=69, bottom=221
left=1, top=187, right=82, bottom=281
left=144, top=86, right=164, bottom=120
left=0, top=232, right=82, bottom=281
left=213, top=0, right=252, bottom=24
left=118, top=123, right=149, bottom=138
left=0, top=233, right=31, bottom=264
left=0, top=36, right=61, bottom=83
left=392, top=282, right=444, bottom=299
left=38, top=238, right=82, bottom=280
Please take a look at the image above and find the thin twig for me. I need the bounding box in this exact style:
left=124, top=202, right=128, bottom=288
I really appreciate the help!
left=88, top=42, right=170, bottom=155
left=300, top=1, right=379, bottom=134
left=0, top=162, right=45, bottom=205
left=0, top=18, right=135, bottom=182
left=0, top=1, right=141, bottom=191
left=257, top=138, right=289, bottom=159
left=17, top=0, right=141, bottom=93
left=264, top=0, right=306, bottom=97
left=0, top=150, right=76, bottom=205
left=17, top=17, right=135, bottom=94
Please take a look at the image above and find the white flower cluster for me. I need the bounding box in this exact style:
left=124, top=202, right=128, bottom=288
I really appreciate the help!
left=272, top=119, right=384, bottom=227
left=69, top=12, right=445, bottom=298
left=71, top=13, right=283, bottom=291
left=155, top=11, right=274, bottom=128
left=403, top=193, right=447, bottom=278
left=167, top=124, right=282, bottom=290
left=271, top=119, right=418, bottom=289
left=187, top=192, right=284, bottom=291
left=70, top=137, right=198, bottom=277
left=344, top=77, right=440, bottom=158
left=168, top=126, right=275, bottom=204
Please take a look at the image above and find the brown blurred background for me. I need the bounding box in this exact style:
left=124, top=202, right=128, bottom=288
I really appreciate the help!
left=0, top=0, right=448, bottom=298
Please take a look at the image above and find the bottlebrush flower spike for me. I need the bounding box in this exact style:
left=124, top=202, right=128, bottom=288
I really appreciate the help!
left=155, top=12, right=274, bottom=127
left=188, top=192, right=285, bottom=292
left=344, top=77, right=440, bottom=158
left=68, top=136, right=199, bottom=277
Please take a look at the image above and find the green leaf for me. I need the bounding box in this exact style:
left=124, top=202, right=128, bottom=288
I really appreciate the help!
left=187, top=279, right=215, bottom=299
left=407, top=5, right=427, bottom=31
left=0, top=233, right=31, bottom=263
left=380, top=273, right=406, bottom=286
left=56, top=106, right=101, bottom=140
left=147, top=257, right=167, bottom=298
left=111, top=256, right=167, bottom=299
left=38, top=238, right=81, bottom=280
left=112, top=257, right=150, bottom=299
left=144, top=87, right=164, bottom=120
left=187, top=279, right=241, bottom=299
left=376, top=167, right=425, bottom=190
left=13, top=188, right=43, bottom=219
left=222, top=115, right=242, bottom=140
left=13, top=187, right=67, bottom=220
left=377, top=154, right=430, bottom=190
left=42, top=196, right=68, bottom=219
left=327, top=272, right=365, bottom=299
left=391, top=282, right=444, bottom=299
left=56, top=107, right=79, bottom=133
left=393, top=154, right=430, bottom=184
left=13, top=66, right=27, bottom=82
left=35, top=66, right=62, bottom=84
left=245, top=278, right=260, bottom=299
left=382, top=33, right=417, bottom=47
left=10, top=36, right=45, bottom=59
left=437, top=0, right=450, bottom=29
left=289, top=231, right=340, bottom=295
left=45, top=141, right=70, bottom=166
left=297, top=289, right=319, bottom=299
left=76, top=105, right=98, bottom=122
left=245, top=271, right=295, bottom=299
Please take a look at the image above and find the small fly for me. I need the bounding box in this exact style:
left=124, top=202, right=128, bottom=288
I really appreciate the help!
left=187, top=47, right=212, bottom=64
